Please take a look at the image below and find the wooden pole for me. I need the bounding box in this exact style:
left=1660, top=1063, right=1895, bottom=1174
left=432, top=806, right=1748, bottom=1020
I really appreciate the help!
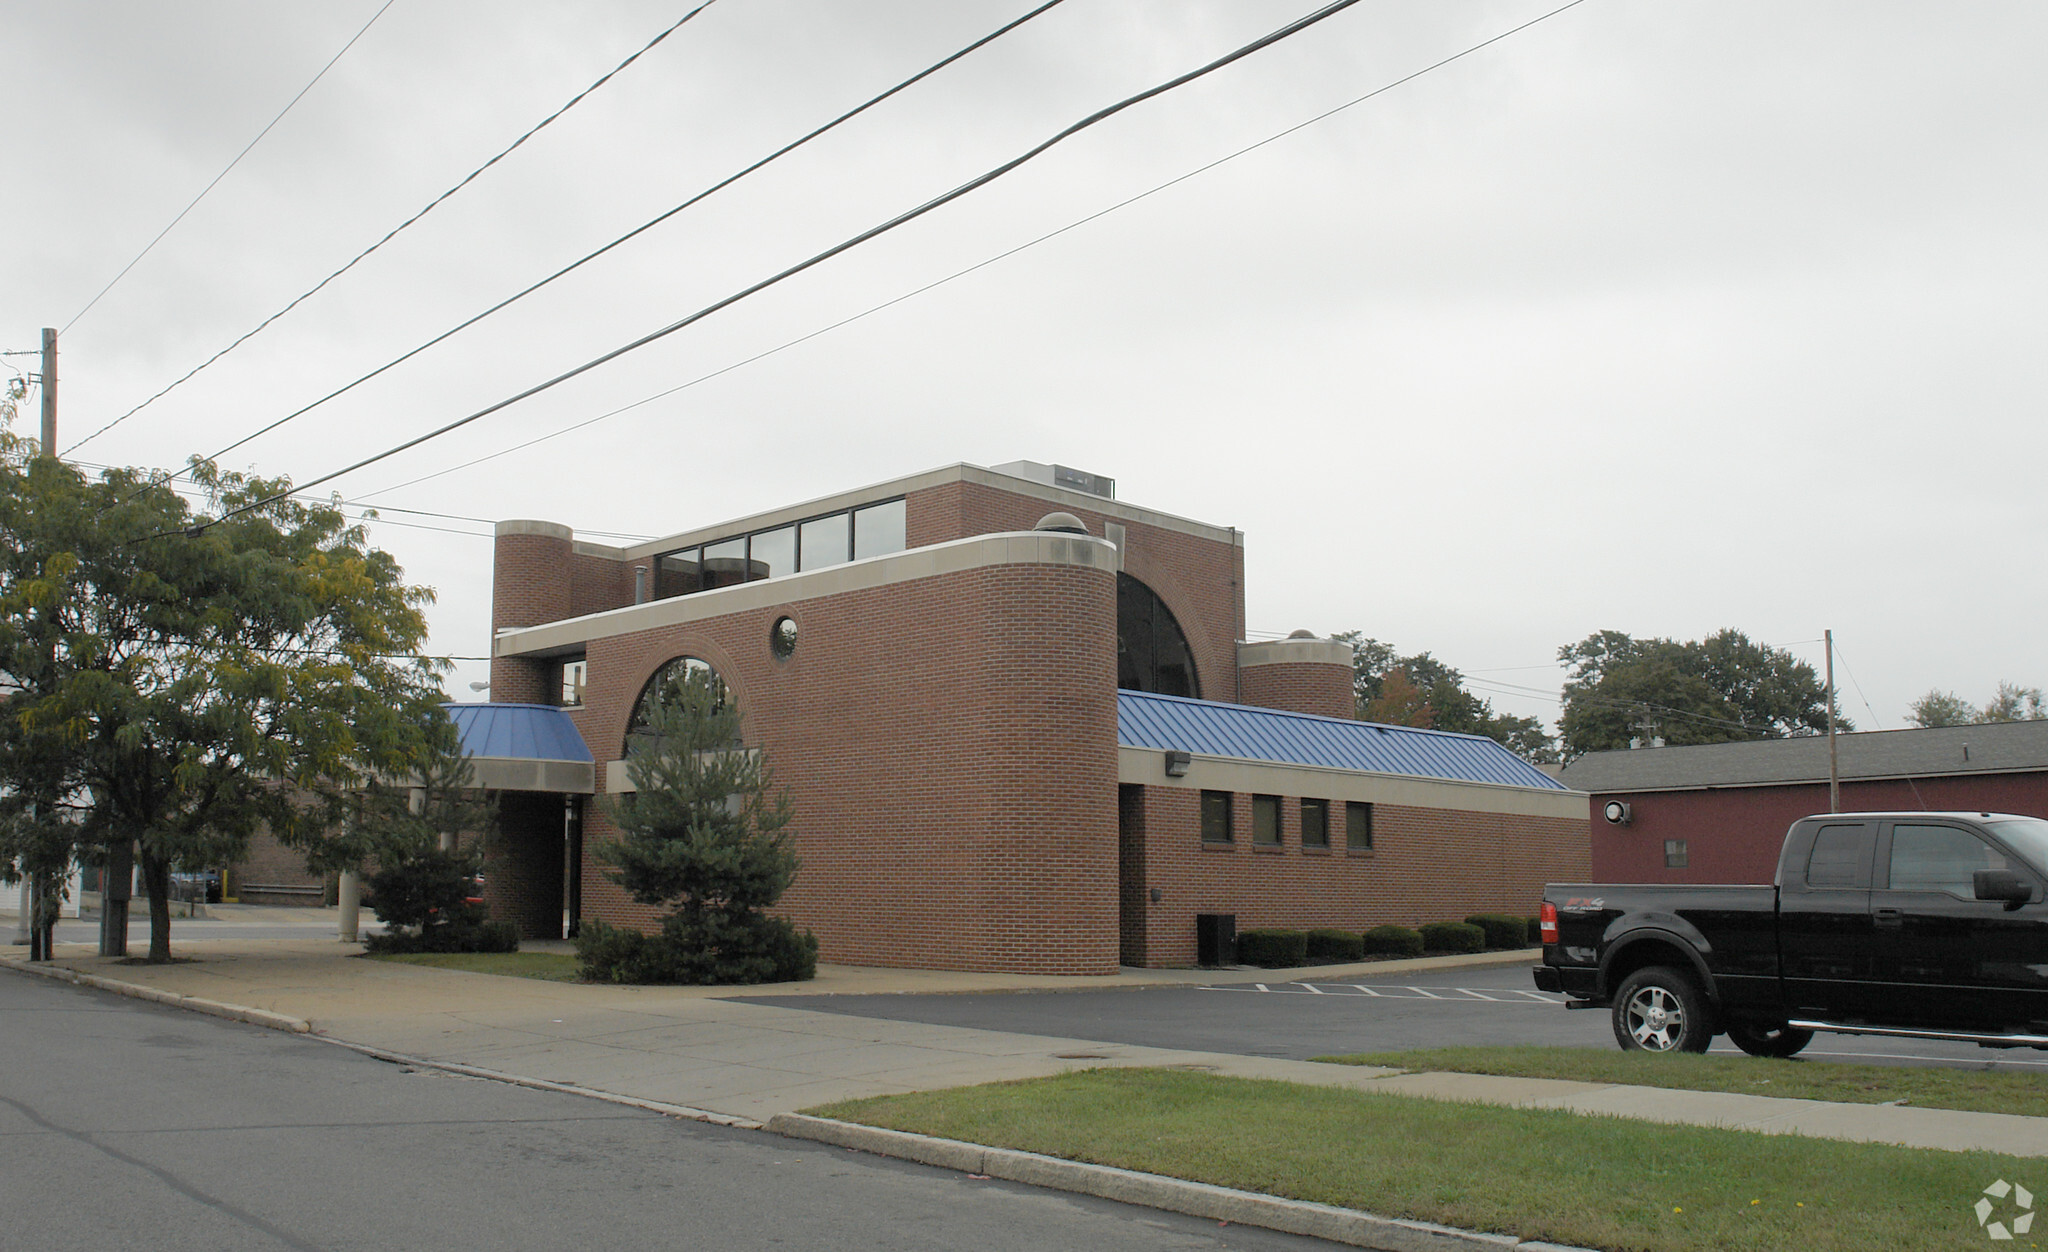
left=38, top=327, right=56, bottom=457
left=1825, top=629, right=1840, bottom=813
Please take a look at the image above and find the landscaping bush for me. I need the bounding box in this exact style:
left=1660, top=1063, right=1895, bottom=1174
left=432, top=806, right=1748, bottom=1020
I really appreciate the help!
left=1236, top=928, right=1309, bottom=968
left=365, top=918, right=519, bottom=955
left=1526, top=916, right=1542, bottom=944
left=1420, top=921, right=1486, bottom=954
left=1361, top=924, right=1424, bottom=957
left=1464, top=914, right=1532, bottom=950
left=574, top=914, right=817, bottom=985
left=1305, top=928, right=1366, bottom=962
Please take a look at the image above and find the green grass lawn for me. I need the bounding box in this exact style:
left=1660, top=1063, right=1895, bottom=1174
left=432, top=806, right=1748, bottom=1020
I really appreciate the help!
left=1319, top=1044, right=2048, bottom=1119
left=361, top=951, right=580, bottom=982
left=810, top=1068, right=2034, bottom=1252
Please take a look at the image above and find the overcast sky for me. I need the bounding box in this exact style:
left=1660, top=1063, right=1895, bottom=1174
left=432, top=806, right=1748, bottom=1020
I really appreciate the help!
left=8, top=0, right=2044, bottom=735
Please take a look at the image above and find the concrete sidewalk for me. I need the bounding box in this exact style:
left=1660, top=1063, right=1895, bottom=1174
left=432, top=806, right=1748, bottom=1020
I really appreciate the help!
left=7, top=937, right=2046, bottom=1158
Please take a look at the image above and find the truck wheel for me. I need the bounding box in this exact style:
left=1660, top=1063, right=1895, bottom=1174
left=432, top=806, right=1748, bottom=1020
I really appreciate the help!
left=1726, top=1021, right=1814, bottom=1058
left=1612, top=966, right=1714, bottom=1053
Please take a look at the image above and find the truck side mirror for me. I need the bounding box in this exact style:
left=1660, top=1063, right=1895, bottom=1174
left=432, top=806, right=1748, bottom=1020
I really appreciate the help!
left=1975, top=869, right=2036, bottom=910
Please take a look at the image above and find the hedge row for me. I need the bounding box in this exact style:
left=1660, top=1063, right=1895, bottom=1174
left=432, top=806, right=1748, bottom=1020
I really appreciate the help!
left=1228, top=917, right=1537, bottom=967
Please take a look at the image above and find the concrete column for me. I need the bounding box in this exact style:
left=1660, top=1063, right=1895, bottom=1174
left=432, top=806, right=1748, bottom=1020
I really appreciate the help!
left=337, top=870, right=360, bottom=942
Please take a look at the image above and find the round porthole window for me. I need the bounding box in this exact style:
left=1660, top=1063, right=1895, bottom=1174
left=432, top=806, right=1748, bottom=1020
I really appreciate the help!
left=770, top=615, right=798, bottom=659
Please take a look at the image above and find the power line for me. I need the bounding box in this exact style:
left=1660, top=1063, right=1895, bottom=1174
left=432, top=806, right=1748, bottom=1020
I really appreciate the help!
left=61, top=1, right=397, bottom=336
left=64, top=0, right=723, bottom=456
left=195, top=0, right=1374, bottom=535
left=179, top=0, right=1072, bottom=473
left=354, top=0, right=1591, bottom=505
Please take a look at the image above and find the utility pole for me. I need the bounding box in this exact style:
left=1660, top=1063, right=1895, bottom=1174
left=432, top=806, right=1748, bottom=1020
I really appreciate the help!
left=1825, top=628, right=1840, bottom=814
left=39, top=327, right=56, bottom=458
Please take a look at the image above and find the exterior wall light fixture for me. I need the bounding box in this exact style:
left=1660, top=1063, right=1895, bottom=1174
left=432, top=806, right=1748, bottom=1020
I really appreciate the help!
left=1164, top=750, right=1192, bottom=778
left=1603, top=800, right=1632, bottom=826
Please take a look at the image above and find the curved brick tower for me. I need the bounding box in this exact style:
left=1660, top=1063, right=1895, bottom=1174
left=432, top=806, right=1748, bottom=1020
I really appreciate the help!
left=491, top=520, right=575, bottom=704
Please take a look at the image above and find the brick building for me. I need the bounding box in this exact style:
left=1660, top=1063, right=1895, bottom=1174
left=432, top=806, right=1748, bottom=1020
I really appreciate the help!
left=475, top=460, right=1586, bottom=974
left=1559, top=720, right=2048, bottom=884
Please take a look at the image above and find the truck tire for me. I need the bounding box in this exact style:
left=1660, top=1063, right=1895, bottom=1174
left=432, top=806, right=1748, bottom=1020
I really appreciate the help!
left=1612, top=966, right=1714, bottom=1053
left=1726, top=1021, right=1814, bottom=1059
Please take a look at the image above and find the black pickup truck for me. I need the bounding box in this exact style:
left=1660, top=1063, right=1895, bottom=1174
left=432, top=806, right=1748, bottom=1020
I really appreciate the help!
left=1534, top=811, right=2048, bottom=1056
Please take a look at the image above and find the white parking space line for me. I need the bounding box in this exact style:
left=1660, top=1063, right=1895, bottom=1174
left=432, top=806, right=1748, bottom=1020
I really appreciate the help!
left=1198, top=983, right=1568, bottom=1004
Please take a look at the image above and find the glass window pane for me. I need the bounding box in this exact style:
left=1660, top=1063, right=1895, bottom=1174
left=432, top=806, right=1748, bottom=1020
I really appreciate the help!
left=852, top=499, right=907, bottom=560
left=1200, top=790, right=1232, bottom=843
left=1253, top=795, right=1280, bottom=845
left=702, top=537, right=748, bottom=590
left=1664, top=839, right=1688, bottom=868
left=1807, top=824, right=1869, bottom=888
left=1346, top=802, right=1373, bottom=850
left=1890, top=825, right=2006, bottom=895
left=1300, top=799, right=1328, bottom=848
left=799, top=513, right=851, bottom=572
left=749, top=527, right=795, bottom=581
left=654, top=548, right=700, bottom=599
left=559, top=659, right=586, bottom=707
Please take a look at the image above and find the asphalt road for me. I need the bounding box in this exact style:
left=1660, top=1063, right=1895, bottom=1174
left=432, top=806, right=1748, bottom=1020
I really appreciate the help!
left=0, top=972, right=1341, bottom=1252
left=750, top=964, right=2048, bottom=1072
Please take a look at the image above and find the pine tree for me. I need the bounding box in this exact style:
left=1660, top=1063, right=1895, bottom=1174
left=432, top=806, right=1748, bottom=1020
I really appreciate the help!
left=583, top=666, right=814, bottom=984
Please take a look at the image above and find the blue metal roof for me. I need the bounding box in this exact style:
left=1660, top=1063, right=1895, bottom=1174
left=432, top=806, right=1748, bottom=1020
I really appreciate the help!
left=1117, top=690, right=1565, bottom=790
left=443, top=702, right=594, bottom=763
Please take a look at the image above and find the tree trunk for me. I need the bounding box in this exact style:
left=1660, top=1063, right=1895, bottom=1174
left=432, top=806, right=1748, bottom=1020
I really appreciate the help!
left=140, top=849, right=173, bottom=963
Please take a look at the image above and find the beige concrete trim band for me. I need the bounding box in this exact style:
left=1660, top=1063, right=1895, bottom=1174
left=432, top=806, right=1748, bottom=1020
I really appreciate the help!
left=1237, top=638, right=1352, bottom=669
left=497, top=529, right=1116, bottom=659
left=767, top=1114, right=1592, bottom=1252
left=1118, top=747, right=1588, bottom=820
left=1, top=957, right=312, bottom=1033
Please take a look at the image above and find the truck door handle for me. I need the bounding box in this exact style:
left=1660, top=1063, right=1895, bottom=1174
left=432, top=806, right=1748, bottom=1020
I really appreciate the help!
left=1874, top=907, right=1904, bottom=928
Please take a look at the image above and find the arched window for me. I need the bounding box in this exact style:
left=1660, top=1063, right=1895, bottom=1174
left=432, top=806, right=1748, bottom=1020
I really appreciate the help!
left=1117, top=573, right=1200, bottom=698
left=624, top=656, right=727, bottom=754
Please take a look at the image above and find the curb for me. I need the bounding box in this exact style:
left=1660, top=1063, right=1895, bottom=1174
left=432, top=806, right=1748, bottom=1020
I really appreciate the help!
left=1, top=956, right=312, bottom=1033
left=767, top=1113, right=1593, bottom=1252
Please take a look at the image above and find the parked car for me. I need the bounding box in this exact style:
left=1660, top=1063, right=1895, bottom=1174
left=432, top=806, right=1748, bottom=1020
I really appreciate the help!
left=1535, top=811, right=2048, bottom=1056
left=170, top=869, right=224, bottom=904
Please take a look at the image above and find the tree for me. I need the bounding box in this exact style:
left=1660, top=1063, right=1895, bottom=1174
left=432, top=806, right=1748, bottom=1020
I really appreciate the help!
left=1908, top=683, right=2047, bottom=728
left=1907, top=690, right=1979, bottom=728
left=357, top=716, right=510, bottom=953
left=1557, top=628, right=1839, bottom=760
left=0, top=419, right=446, bottom=962
left=583, top=665, right=815, bottom=984
left=1332, top=631, right=1560, bottom=763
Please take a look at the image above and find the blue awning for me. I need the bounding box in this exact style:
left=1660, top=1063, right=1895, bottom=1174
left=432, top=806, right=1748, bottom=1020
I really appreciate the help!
left=444, top=702, right=594, bottom=762
left=1117, top=690, right=1563, bottom=790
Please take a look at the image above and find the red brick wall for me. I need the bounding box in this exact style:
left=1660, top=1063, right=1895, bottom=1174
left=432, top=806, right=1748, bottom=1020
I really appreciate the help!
left=1586, top=773, right=2048, bottom=884
left=492, top=529, right=575, bottom=704
left=573, top=554, right=1122, bottom=974
left=909, top=480, right=1242, bottom=704
left=1127, top=784, right=1587, bottom=966
left=1237, top=661, right=1356, bottom=720
left=228, top=828, right=326, bottom=905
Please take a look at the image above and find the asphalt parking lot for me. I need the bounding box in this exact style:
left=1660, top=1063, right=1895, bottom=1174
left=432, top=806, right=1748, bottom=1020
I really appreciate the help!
left=750, top=963, right=2048, bottom=1072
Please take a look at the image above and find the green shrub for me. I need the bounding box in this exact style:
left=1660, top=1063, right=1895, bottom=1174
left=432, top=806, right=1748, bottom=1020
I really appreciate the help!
left=1526, top=916, right=1542, bottom=944
left=365, top=918, right=520, bottom=955
left=1420, top=921, right=1486, bottom=954
left=574, top=914, right=818, bottom=985
left=1236, top=928, right=1309, bottom=968
left=1361, top=925, right=1423, bottom=957
left=1464, top=914, right=1532, bottom=950
left=1305, top=928, right=1366, bottom=961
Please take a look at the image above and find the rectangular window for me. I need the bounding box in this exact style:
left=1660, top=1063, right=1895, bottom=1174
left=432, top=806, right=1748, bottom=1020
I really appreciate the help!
left=1346, top=801, right=1374, bottom=850
left=1664, top=839, right=1688, bottom=869
left=1252, top=795, right=1281, bottom=846
left=1200, top=790, right=1233, bottom=843
left=558, top=658, right=587, bottom=707
left=1889, top=824, right=2005, bottom=895
left=799, top=513, right=851, bottom=572
left=1807, top=823, right=1871, bottom=888
left=702, top=536, right=748, bottom=589
left=1300, top=799, right=1329, bottom=849
left=748, top=526, right=796, bottom=581
left=654, top=549, right=700, bottom=599
left=853, top=498, right=907, bottom=559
